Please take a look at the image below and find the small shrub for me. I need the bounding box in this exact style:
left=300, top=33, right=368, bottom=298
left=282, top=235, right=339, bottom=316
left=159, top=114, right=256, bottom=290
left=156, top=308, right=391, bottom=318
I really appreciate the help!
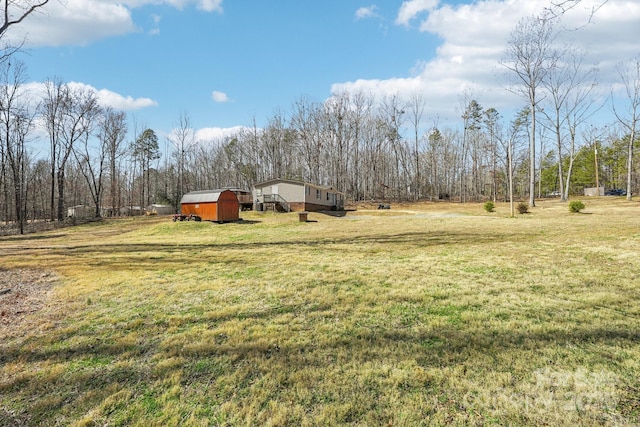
left=569, top=200, right=585, bottom=213
left=517, top=202, right=529, bottom=214
left=484, top=201, right=495, bottom=213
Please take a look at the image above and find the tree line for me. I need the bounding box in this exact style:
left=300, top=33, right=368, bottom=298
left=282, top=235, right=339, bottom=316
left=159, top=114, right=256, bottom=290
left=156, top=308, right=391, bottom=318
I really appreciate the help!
left=1, top=7, right=639, bottom=233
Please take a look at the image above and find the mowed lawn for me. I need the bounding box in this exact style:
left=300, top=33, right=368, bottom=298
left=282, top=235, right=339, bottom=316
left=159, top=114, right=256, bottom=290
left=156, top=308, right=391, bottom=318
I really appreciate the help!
left=1, top=199, right=639, bottom=426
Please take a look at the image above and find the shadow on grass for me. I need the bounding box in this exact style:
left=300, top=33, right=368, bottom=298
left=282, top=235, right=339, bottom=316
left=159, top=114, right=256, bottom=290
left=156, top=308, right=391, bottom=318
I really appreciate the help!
left=234, top=219, right=262, bottom=224
left=2, top=219, right=637, bottom=422
left=0, top=229, right=518, bottom=271
left=0, top=233, right=67, bottom=243
left=10, top=229, right=509, bottom=254
left=3, top=299, right=639, bottom=368
left=2, top=294, right=639, bottom=424
left=3, top=321, right=639, bottom=415
left=318, top=210, right=349, bottom=217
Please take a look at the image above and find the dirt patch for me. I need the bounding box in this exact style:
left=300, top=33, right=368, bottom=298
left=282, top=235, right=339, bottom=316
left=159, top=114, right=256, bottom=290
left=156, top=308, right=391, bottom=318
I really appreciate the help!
left=0, top=269, right=58, bottom=338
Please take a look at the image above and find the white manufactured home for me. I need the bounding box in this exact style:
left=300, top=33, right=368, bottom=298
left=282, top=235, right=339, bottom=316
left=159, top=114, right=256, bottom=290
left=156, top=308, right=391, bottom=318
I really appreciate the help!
left=253, top=179, right=344, bottom=212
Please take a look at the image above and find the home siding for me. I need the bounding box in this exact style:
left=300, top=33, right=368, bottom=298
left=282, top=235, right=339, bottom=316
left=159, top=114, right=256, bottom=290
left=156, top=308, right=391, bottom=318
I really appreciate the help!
left=254, top=181, right=304, bottom=210
left=305, top=186, right=341, bottom=209
left=254, top=179, right=344, bottom=212
left=269, top=182, right=304, bottom=202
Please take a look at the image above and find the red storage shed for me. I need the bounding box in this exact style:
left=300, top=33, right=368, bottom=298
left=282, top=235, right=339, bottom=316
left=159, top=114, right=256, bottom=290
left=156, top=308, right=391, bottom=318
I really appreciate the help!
left=180, top=189, right=240, bottom=222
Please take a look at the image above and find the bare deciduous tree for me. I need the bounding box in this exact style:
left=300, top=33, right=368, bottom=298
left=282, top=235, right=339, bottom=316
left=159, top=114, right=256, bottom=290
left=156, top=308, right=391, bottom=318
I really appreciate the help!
left=348, top=91, right=373, bottom=201
left=101, top=108, right=127, bottom=216
left=408, top=92, right=426, bottom=201
left=291, top=96, right=323, bottom=185
left=612, top=58, right=640, bottom=201
left=0, top=0, right=49, bottom=36
left=42, top=77, right=64, bottom=220
left=168, top=112, right=195, bottom=205
left=72, top=106, right=129, bottom=219
left=0, top=1, right=51, bottom=63
left=502, top=14, right=559, bottom=207
left=484, top=107, right=500, bottom=202
left=379, top=94, right=408, bottom=200
left=0, top=60, right=33, bottom=233
left=42, top=79, right=101, bottom=221
left=545, top=0, right=608, bottom=24
left=561, top=57, right=600, bottom=199
left=540, top=46, right=599, bottom=200
left=499, top=106, right=530, bottom=216
left=324, top=92, right=355, bottom=193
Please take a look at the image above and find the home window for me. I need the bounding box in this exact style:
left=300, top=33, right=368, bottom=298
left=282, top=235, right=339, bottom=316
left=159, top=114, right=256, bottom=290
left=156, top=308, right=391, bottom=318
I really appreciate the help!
left=316, top=189, right=321, bottom=199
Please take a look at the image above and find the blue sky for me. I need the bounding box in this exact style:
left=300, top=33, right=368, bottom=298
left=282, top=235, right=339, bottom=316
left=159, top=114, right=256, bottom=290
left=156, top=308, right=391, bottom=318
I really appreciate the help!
left=10, top=0, right=640, bottom=143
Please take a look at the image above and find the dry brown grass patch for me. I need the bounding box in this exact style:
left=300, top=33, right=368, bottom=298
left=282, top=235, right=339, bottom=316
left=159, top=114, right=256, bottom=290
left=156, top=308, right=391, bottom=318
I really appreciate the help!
left=0, top=268, right=58, bottom=339
left=1, top=199, right=639, bottom=425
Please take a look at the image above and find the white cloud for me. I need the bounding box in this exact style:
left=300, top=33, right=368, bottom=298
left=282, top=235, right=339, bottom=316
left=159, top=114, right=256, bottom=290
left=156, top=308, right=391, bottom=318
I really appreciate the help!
left=23, top=81, right=157, bottom=111
left=149, top=13, right=161, bottom=35
left=5, top=0, right=137, bottom=47
left=4, top=0, right=223, bottom=48
left=395, top=0, right=439, bottom=26
left=195, top=126, right=248, bottom=142
left=212, top=91, right=230, bottom=103
left=334, top=0, right=639, bottom=124
left=355, top=6, right=379, bottom=20
left=67, top=81, right=158, bottom=110
left=19, top=80, right=156, bottom=142
left=149, top=0, right=222, bottom=12
left=95, top=90, right=158, bottom=111
left=121, top=0, right=223, bottom=11
left=196, top=0, right=223, bottom=12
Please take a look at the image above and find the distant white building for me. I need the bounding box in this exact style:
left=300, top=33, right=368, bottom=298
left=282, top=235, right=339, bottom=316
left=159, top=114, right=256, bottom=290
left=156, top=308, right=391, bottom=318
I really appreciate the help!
left=146, top=204, right=174, bottom=215
left=120, top=206, right=143, bottom=216
left=584, top=187, right=604, bottom=196
left=67, top=205, right=93, bottom=219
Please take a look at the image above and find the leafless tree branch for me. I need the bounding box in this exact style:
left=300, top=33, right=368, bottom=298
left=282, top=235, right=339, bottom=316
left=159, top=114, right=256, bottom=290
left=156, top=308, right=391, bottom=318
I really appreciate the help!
left=544, top=0, right=608, bottom=26
left=0, top=1, right=50, bottom=38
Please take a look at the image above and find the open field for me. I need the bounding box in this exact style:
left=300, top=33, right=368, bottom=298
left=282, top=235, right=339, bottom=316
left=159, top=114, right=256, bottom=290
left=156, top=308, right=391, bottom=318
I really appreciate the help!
left=1, top=198, right=640, bottom=426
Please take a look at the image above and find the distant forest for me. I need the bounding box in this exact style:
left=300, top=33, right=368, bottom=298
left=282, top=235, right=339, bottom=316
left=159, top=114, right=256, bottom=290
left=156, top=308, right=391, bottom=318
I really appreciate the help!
left=2, top=13, right=639, bottom=233
left=1, top=81, right=636, bottom=225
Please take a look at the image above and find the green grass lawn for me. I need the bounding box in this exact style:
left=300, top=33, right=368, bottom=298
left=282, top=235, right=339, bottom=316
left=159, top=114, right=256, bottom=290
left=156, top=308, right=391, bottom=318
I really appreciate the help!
left=1, top=199, right=639, bottom=426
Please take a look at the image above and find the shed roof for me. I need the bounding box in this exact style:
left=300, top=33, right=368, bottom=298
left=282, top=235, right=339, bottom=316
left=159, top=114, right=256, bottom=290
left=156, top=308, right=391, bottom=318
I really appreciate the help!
left=180, top=189, right=236, bottom=204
